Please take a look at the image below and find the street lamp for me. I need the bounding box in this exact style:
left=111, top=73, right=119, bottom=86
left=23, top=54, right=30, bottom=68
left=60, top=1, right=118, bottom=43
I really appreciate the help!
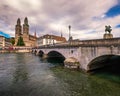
left=68, top=25, right=71, bottom=54
left=68, top=25, right=71, bottom=41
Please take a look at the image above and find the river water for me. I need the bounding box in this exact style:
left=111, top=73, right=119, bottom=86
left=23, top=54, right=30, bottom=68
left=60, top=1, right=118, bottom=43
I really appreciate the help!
left=0, top=53, right=120, bottom=96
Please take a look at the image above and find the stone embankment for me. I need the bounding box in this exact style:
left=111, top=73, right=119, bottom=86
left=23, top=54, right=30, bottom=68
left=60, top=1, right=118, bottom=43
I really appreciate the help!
left=0, top=46, right=32, bottom=53
left=0, top=49, right=31, bottom=53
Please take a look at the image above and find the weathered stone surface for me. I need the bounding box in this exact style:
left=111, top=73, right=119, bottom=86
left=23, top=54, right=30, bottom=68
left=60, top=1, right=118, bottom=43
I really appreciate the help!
left=103, top=33, right=113, bottom=39
left=34, top=37, right=120, bottom=71
left=64, top=57, right=80, bottom=69
left=42, top=54, right=48, bottom=59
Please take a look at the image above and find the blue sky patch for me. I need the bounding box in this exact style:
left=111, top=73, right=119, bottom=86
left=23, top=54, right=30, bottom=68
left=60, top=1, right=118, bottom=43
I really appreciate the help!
left=105, top=4, right=120, bottom=17
left=115, top=24, right=120, bottom=28
left=0, top=31, right=11, bottom=38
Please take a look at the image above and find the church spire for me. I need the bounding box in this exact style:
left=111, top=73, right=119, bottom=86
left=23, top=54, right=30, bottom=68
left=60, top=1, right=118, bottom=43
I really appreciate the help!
left=15, top=18, right=22, bottom=37
left=24, top=17, right=28, bottom=25
left=23, top=17, right=29, bottom=34
left=34, top=29, right=36, bottom=37
left=61, top=30, right=63, bottom=37
left=17, top=18, right=21, bottom=25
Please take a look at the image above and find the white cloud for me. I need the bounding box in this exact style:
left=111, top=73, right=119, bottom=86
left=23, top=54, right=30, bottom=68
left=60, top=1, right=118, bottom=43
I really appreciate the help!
left=0, top=0, right=119, bottom=40
left=2, top=0, right=42, bottom=12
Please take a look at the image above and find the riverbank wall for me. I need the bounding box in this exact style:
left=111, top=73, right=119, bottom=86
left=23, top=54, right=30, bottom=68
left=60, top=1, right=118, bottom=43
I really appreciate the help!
left=0, top=46, right=32, bottom=53
left=0, top=49, right=32, bottom=53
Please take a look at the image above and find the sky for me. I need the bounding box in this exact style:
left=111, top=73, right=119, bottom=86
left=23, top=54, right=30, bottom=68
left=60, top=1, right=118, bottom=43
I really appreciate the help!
left=0, top=0, right=120, bottom=40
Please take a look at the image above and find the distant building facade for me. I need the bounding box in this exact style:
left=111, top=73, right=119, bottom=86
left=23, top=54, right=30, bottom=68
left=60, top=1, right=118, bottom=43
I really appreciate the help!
left=0, top=36, right=12, bottom=48
left=15, top=17, right=37, bottom=47
left=37, top=34, right=66, bottom=46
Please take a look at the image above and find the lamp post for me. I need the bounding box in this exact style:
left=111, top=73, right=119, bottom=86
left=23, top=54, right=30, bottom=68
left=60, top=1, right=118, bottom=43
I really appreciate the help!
left=68, top=25, right=71, bottom=41
left=68, top=25, right=71, bottom=54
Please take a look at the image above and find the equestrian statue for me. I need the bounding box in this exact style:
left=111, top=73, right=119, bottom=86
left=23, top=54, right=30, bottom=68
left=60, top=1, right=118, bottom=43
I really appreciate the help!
left=105, top=25, right=112, bottom=34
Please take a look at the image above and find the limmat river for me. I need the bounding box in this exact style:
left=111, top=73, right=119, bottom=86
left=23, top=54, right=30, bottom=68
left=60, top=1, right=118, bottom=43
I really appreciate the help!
left=0, top=53, right=120, bottom=96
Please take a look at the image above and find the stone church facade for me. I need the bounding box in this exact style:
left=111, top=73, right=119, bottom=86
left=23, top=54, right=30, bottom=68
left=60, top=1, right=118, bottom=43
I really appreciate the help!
left=15, top=17, right=37, bottom=47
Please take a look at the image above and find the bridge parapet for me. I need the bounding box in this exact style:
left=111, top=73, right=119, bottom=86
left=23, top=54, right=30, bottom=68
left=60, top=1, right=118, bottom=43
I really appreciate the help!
left=33, top=38, right=120, bottom=71
left=35, top=38, right=120, bottom=49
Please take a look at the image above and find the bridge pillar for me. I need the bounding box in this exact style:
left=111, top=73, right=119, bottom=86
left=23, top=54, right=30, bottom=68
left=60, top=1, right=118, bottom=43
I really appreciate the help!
left=42, top=54, right=48, bottom=59
left=35, top=51, right=40, bottom=56
left=64, top=57, right=80, bottom=69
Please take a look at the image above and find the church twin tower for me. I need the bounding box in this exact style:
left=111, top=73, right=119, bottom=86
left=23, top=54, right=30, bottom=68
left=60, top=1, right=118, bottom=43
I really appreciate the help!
left=15, top=17, right=36, bottom=47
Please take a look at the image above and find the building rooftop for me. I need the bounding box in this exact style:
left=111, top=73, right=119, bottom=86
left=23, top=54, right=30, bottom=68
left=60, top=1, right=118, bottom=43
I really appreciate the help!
left=39, top=34, right=66, bottom=42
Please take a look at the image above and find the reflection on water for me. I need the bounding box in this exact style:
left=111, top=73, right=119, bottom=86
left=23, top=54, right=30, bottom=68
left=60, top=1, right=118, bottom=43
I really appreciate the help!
left=13, top=54, right=29, bottom=83
left=13, top=64, right=28, bottom=82
left=51, top=67, right=120, bottom=96
left=0, top=53, right=120, bottom=96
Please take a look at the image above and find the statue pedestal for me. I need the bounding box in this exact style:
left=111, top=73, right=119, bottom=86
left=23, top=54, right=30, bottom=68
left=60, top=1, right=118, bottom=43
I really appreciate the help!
left=103, top=33, right=113, bottom=39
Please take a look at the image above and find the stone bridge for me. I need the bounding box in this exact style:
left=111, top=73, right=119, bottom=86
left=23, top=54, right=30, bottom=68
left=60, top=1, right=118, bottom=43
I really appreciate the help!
left=33, top=38, right=120, bottom=71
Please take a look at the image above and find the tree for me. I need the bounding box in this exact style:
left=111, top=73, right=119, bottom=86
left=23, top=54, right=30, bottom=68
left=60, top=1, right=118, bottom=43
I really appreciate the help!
left=10, top=37, right=15, bottom=45
left=17, top=36, right=25, bottom=46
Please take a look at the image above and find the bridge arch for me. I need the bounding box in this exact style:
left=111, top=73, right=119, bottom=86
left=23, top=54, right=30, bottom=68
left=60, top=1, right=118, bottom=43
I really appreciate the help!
left=87, top=54, right=118, bottom=71
left=38, top=50, right=44, bottom=57
left=47, top=51, right=66, bottom=63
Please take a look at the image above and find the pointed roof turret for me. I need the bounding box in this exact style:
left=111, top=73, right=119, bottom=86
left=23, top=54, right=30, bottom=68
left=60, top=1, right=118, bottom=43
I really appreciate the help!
left=34, top=31, right=36, bottom=37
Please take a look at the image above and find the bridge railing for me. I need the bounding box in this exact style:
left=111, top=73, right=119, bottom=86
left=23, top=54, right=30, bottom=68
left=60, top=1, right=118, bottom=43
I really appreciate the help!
left=34, top=38, right=120, bottom=49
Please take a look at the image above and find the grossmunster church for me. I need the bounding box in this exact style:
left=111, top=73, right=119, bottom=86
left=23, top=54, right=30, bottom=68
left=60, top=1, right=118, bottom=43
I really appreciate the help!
left=15, top=17, right=37, bottom=47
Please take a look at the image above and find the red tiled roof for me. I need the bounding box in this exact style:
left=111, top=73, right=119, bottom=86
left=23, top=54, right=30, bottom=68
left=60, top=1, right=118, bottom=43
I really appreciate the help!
left=43, top=34, right=66, bottom=42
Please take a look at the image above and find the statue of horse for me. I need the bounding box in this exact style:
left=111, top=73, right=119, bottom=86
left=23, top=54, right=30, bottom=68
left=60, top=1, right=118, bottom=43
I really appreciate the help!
left=105, top=25, right=112, bottom=34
